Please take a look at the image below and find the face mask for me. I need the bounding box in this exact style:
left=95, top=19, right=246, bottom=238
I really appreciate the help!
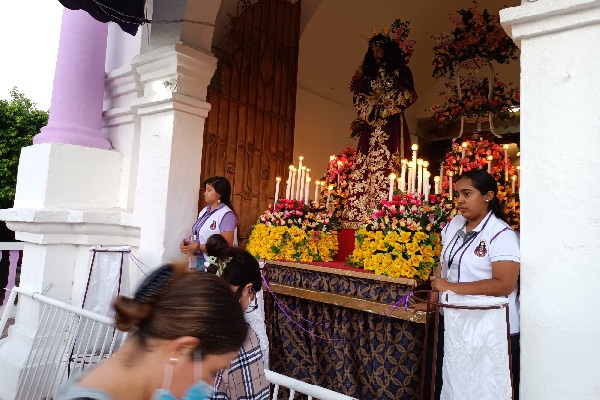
left=153, top=380, right=214, bottom=400
left=154, top=352, right=214, bottom=400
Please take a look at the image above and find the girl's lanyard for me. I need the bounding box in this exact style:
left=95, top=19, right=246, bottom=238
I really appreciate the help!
left=443, top=213, right=493, bottom=282
left=192, top=206, right=220, bottom=237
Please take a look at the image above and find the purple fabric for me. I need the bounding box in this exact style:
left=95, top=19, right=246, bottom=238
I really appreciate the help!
left=220, top=211, right=237, bottom=232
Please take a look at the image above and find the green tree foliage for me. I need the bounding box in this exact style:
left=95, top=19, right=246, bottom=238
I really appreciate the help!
left=0, top=88, right=49, bottom=209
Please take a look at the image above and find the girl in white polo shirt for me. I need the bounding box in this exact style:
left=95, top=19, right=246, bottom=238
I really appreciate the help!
left=417, top=169, right=520, bottom=400
left=180, top=176, right=238, bottom=271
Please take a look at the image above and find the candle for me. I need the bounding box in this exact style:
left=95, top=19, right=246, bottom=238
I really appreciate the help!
left=503, top=144, right=509, bottom=182
left=424, top=171, right=431, bottom=200
left=388, top=173, right=396, bottom=201
left=461, top=141, right=468, bottom=159
left=305, top=177, right=311, bottom=203
left=286, top=166, right=293, bottom=199
left=400, top=159, right=407, bottom=192
left=290, top=168, right=297, bottom=200
left=298, top=156, right=303, bottom=171
left=440, top=163, right=445, bottom=181
left=511, top=175, right=516, bottom=193
left=326, top=185, right=333, bottom=209
left=298, top=166, right=305, bottom=200
left=487, top=155, right=493, bottom=174
left=434, top=176, right=440, bottom=195
left=449, top=172, right=454, bottom=201
left=417, top=159, right=423, bottom=195
left=516, top=166, right=521, bottom=193
left=274, top=177, right=281, bottom=206
left=423, top=161, right=429, bottom=192
left=407, top=162, right=414, bottom=193
left=411, top=144, right=418, bottom=193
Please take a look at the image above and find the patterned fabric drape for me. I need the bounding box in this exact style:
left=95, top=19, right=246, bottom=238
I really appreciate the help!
left=266, top=263, right=425, bottom=399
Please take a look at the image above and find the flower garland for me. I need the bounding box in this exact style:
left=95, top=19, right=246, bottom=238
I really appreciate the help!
left=429, top=77, right=519, bottom=125
left=431, top=2, right=519, bottom=79
left=256, top=199, right=339, bottom=231
left=348, top=193, right=454, bottom=280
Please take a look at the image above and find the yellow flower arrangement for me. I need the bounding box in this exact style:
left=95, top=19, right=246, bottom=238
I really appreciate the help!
left=347, top=192, right=453, bottom=279
left=247, top=224, right=338, bottom=262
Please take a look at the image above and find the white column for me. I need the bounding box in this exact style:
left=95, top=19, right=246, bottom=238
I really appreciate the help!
left=131, top=43, right=217, bottom=265
left=501, top=3, right=600, bottom=399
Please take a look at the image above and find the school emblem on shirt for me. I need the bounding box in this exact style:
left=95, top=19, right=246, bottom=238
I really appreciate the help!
left=210, top=220, right=217, bottom=230
left=474, top=240, right=487, bottom=257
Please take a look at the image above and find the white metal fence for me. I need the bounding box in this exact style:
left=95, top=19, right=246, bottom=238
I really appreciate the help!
left=265, top=369, right=357, bottom=400
left=0, top=287, right=125, bottom=400
left=1, top=287, right=355, bottom=400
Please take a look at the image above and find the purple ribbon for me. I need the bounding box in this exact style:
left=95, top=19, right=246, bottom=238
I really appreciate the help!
left=261, top=272, right=342, bottom=341
left=384, top=291, right=413, bottom=317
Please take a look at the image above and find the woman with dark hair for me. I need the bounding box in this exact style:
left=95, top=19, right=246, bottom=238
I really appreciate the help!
left=415, top=169, right=520, bottom=399
left=343, top=32, right=418, bottom=226
left=180, top=176, right=238, bottom=271
left=205, top=238, right=270, bottom=400
left=58, top=264, right=247, bottom=400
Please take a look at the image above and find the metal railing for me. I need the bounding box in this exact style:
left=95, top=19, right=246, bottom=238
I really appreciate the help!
left=265, top=369, right=357, bottom=400
left=0, top=286, right=125, bottom=400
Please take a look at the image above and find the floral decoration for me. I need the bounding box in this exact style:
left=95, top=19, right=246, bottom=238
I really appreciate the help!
left=246, top=199, right=340, bottom=262
left=431, top=2, right=519, bottom=79
left=347, top=192, right=454, bottom=279
left=428, top=77, right=519, bottom=125
left=316, top=147, right=357, bottom=217
left=441, top=138, right=520, bottom=229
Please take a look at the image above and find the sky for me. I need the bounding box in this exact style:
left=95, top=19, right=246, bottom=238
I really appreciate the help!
left=0, top=1, right=63, bottom=111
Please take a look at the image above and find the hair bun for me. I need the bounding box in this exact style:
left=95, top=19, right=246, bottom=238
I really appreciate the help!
left=113, top=296, right=152, bottom=332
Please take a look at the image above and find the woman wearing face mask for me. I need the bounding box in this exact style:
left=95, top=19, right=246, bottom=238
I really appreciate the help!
left=414, top=169, right=520, bottom=399
left=180, top=176, right=238, bottom=271
left=58, top=263, right=248, bottom=400
left=205, top=243, right=270, bottom=400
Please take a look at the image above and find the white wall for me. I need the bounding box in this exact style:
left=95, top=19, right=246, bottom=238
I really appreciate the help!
left=502, top=2, right=600, bottom=398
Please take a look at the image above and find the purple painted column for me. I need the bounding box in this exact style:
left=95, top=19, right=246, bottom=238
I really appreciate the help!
left=34, top=8, right=111, bottom=149
left=2, top=251, right=20, bottom=306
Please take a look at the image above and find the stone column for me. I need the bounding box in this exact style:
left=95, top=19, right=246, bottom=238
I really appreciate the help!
left=33, top=8, right=111, bottom=149
left=501, top=2, right=600, bottom=399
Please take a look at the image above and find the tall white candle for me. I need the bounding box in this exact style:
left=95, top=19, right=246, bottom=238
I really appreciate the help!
left=503, top=144, right=509, bottom=181
left=400, top=159, right=407, bottom=192
left=407, top=163, right=413, bottom=193
left=314, top=181, right=320, bottom=206
left=388, top=173, right=396, bottom=201
left=286, top=165, right=293, bottom=199
left=326, top=185, right=333, bottom=209
left=298, top=156, right=303, bottom=171
left=461, top=142, right=468, bottom=159
left=274, top=177, right=281, bottom=206
left=417, top=159, right=423, bottom=195
left=424, top=171, right=431, bottom=200
left=297, top=167, right=305, bottom=200
left=516, top=166, right=521, bottom=194
left=411, top=144, right=418, bottom=193
left=487, top=155, right=493, bottom=174
left=290, top=168, right=297, bottom=200
left=434, top=176, right=440, bottom=195
left=305, top=177, right=311, bottom=203
left=511, top=175, right=516, bottom=193
left=440, top=163, right=445, bottom=182
left=423, top=161, right=429, bottom=194
left=449, top=172, right=454, bottom=201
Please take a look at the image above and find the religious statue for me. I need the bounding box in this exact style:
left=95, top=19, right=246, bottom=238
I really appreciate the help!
left=343, top=27, right=418, bottom=227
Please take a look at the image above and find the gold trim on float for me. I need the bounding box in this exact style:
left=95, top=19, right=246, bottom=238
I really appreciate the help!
left=265, top=260, right=421, bottom=286
left=269, top=283, right=427, bottom=324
